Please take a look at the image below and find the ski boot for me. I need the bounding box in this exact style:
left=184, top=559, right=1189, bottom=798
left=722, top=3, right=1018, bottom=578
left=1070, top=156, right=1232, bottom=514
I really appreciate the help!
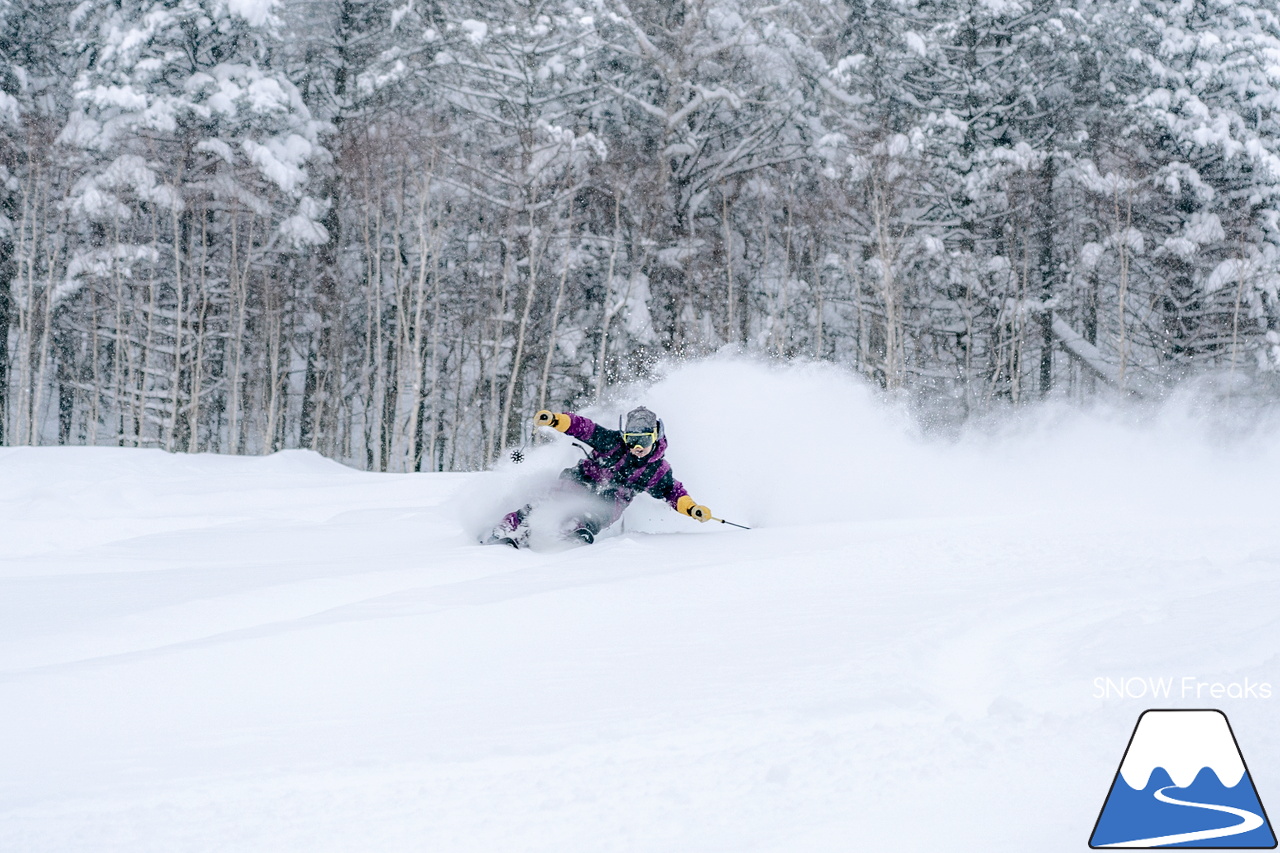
left=561, top=512, right=602, bottom=546
left=482, top=507, right=530, bottom=548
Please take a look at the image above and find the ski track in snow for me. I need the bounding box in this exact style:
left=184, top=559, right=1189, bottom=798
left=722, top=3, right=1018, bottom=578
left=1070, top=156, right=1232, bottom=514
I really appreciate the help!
left=1, top=361, right=1280, bottom=852
left=1100, top=785, right=1265, bottom=847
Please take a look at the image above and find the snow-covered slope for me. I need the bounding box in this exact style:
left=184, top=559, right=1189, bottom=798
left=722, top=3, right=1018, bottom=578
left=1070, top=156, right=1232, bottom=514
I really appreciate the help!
left=2, top=358, right=1279, bottom=852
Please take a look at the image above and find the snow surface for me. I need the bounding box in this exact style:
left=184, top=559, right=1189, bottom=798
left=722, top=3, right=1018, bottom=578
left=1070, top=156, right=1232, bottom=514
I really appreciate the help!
left=2, top=357, right=1280, bottom=852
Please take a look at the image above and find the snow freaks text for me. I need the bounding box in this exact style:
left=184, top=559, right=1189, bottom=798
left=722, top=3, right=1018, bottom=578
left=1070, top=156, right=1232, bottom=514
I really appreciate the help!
left=1093, top=677, right=1274, bottom=701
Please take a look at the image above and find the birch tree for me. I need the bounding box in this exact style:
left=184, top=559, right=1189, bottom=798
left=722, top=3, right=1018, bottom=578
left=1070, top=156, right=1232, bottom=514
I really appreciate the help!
left=58, top=0, right=328, bottom=449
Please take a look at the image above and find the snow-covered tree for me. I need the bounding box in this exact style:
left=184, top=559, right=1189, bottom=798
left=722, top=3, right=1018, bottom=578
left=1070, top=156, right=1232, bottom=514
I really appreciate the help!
left=0, top=0, right=78, bottom=444
left=1088, top=0, right=1280, bottom=378
left=595, top=0, right=829, bottom=356
left=818, top=0, right=1098, bottom=399
left=57, top=0, right=327, bottom=450
left=424, top=0, right=608, bottom=456
left=0, top=0, right=1277, bottom=466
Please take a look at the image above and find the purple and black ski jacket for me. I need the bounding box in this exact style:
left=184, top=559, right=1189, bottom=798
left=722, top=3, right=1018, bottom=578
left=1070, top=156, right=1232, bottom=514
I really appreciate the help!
left=555, top=412, right=690, bottom=511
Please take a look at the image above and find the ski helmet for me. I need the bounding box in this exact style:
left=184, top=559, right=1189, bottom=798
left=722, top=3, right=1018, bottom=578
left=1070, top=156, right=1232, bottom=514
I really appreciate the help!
left=621, top=406, right=663, bottom=452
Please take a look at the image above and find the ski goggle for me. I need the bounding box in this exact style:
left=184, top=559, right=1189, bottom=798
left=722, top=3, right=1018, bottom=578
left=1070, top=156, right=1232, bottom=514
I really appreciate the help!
left=622, top=429, right=657, bottom=450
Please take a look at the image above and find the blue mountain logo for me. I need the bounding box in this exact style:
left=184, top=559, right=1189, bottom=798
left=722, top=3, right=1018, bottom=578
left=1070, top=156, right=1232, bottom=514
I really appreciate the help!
left=1090, top=709, right=1276, bottom=848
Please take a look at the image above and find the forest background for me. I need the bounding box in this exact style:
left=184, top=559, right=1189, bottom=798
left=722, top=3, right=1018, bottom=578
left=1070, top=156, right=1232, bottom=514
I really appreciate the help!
left=1, top=0, right=1278, bottom=472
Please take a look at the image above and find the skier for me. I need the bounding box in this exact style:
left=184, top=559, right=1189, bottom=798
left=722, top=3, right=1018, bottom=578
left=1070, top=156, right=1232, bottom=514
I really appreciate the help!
left=483, top=406, right=713, bottom=547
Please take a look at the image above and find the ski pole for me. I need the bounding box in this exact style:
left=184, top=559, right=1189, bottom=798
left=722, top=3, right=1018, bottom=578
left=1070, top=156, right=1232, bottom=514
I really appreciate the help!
left=510, top=421, right=539, bottom=463
left=711, top=516, right=751, bottom=530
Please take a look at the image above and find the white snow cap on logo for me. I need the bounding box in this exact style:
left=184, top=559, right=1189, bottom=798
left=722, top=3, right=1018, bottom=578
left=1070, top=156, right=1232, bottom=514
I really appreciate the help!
left=1119, top=710, right=1246, bottom=790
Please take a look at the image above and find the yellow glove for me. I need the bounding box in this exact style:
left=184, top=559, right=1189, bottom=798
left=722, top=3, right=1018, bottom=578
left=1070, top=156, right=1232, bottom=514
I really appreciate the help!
left=534, top=410, right=570, bottom=431
left=677, top=495, right=713, bottom=522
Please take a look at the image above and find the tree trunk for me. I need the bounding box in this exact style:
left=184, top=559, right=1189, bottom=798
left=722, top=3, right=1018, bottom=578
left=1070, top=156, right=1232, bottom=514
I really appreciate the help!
left=538, top=240, right=571, bottom=410
left=594, top=194, right=623, bottom=398
left=1038, top=158, right=1056, bottom=397
left=499, top=217, right=540, bottom=457
left=0, top=237, right=11, bottom=446
left=380, top=327, right=398, bottom=472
